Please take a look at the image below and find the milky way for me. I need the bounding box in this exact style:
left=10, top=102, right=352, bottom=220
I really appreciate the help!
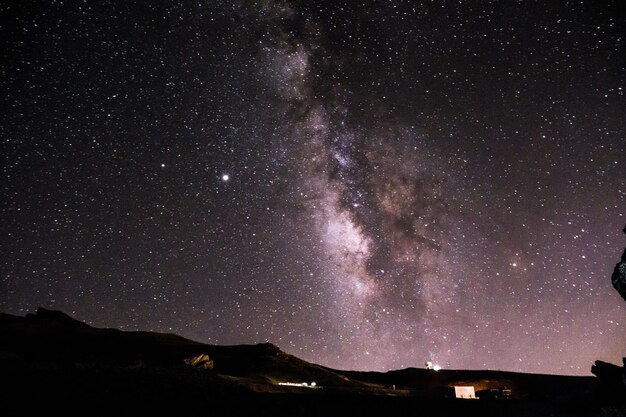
left=1, top=1, right=624, bottom=375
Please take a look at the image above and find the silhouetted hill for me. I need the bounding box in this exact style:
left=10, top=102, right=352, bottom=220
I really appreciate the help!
left=0, top=308, right=359, bottom=388
left=0, top=307, right=206, bottom=365
left=0, top=308, right=624, bottom=416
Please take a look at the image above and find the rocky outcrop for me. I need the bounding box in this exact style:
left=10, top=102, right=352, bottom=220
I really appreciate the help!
left=184, top=354, right=213, bottom=369
left=611, top=224, right=626, bottom=303
left=590, top=225, right=626, bottom=411
left=591, top=359, right=626, bottom=407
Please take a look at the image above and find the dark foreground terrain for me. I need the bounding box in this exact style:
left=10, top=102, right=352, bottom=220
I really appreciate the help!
left=1, top=308, right=624, bottom=416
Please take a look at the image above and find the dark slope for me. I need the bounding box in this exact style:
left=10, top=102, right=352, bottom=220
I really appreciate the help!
left=334, top=367, right=599, bottom=402
left=0, top=308, right=206, bottom=364
left=0, top=308, right=623, bottom=417
left=0, top=308, right=358, bottom=388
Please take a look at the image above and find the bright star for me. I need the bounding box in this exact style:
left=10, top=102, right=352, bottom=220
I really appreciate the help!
left=222, top=174, right=230, bottom=182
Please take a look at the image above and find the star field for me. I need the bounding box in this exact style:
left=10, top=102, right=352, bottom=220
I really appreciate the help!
left=1, top=1, right=625, bottom=375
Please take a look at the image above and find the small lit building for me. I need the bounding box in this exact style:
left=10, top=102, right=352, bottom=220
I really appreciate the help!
left=491, top=388, right=511, bottom=399
left=478, top=387, right=512, bottom=400
left=454, top=386, right=476, bottom=399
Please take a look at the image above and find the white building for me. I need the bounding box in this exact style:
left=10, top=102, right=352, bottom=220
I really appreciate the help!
left=454, top=386, right=476, bottom=399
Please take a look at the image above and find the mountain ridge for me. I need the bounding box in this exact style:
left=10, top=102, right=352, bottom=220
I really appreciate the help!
left=0, top=307, right=623, bottom=416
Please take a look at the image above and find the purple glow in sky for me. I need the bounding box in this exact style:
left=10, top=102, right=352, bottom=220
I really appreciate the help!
left=1, top=1, right=624, bottom=375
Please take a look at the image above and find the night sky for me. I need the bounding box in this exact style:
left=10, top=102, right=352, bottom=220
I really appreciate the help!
left=1, top=1, right=625, bottom=376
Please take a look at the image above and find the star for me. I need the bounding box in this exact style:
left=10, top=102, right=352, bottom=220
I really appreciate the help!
left=1, top=0, right=623, bottom=377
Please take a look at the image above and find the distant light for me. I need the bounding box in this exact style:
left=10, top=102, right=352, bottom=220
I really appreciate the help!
left=433, top=364, right=442, bottom=371
left=277, top=381, right=320, bottom=389
left=222, top=174, right=230, bottom=181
